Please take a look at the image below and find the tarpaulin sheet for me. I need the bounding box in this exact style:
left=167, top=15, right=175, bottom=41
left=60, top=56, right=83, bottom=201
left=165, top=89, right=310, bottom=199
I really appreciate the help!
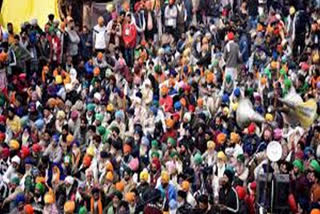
left=0, top=0, right=60, bottom=32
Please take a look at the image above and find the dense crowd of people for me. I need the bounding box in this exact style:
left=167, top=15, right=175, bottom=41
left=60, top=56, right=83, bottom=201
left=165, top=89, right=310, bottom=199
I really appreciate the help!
left=0, top=0, right=320, bottom=213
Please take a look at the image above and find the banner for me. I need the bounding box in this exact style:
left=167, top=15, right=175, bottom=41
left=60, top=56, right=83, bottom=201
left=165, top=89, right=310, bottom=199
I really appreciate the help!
left=0, top=0, right=60, bottom=32
left=295, top=99, right=317, bottom=128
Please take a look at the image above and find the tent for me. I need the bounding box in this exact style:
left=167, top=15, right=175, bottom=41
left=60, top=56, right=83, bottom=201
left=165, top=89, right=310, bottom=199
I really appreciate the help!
left=0, top=0, right=60, bottom=32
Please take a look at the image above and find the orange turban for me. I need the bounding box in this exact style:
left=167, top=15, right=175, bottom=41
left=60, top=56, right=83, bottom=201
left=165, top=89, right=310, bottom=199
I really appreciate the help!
left=230, top=132, right=240, bottom=144
left=181, top=181, right=190, bottom=191
left=206, top=72, right=214, bottom=83
left=217, top=133, right=226, bottom=144
left=97, top=52, right=103, bottom=60
left=166, top=119, right=175, bottom=128
left=93, top=67, right=100, bottom=77
left=125, top=192, right=135, bottom=203
left=161, top=86, right=169, bottom=95
left=115, top=181, right=125, bottom=192
left=64, top=201, right=75, bottom=213
left=260, top=77, right=267, bottom=85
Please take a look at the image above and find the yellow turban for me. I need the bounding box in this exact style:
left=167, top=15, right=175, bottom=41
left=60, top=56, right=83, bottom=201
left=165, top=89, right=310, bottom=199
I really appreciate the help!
left=107, top=103, right=114, bottom=112
left=9, top=139, right=20, bottom=150
left=106, top=162, right=114, bottom=172
left=66, top=134, right=74, bottom=143
left=106, top=171, right=114, bottom=181
left=217, top=151, right=227, bottom=162
left=207, top=141, right=215, bottom=150
left=86, top=146, right=95, bottom=157
left=64, top=200, right=75, bottom=213
left=289, top=6, right=295, bottom=15
left=231, top=102, right=239, bottom=111
left=161, top=171, right=170, bottom=184
left=44, top=191, right=55, bottom=204
left=55, top=75, right=62, bottom=84
left=140, top=170, right=149, bottom=182
left=265, top=113, right=273, bottom=122
left=181, top=181, right=190, bottom=191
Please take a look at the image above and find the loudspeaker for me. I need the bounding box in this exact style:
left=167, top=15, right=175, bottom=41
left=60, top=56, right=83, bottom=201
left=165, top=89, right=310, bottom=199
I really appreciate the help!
left=273, top=174, right=290, bottom=210
left=257, top=173, right=272, bottom=206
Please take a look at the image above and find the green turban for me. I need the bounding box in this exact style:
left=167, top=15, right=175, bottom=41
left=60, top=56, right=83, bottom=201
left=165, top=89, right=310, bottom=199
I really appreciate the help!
left=11, top=177, right=20, bottom=185
left=226, top=74, right=232, bottom=83
left=151, top=140, right=158, bottom=148
left=193, top=153, right=203, bottom=165
left=167, top=137, right=176, bottom=147
left=293, top=159, right=304, bottom=173
left=310, top=160, right=320, bottom=173
left=284, top=78, right=292, bottom=89
left=98, top=126, right=106, bottom=135
left=95, top=113, right=104, bottom=122
left=86, top=103, right=96, bottom=112
left=35, top=182, right=45, bottom=195
left=151, top=151, right=160, bottom=158
left=264, top=67, right=271, bottom=79
left=79, top=206, right=88, bottom=214
left=154, top=65, right=161, bottom=73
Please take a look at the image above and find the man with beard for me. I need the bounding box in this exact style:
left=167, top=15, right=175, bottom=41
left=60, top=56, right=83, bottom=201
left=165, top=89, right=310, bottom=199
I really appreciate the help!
left=105, top=191, right=122, bottom=213
left=9, top=193, right=26, bottom=214
left=308, top=169, right=320, bottom=210
left=43, top=136, right=62, bottom=163
left=122, top=168, right=136, bottom=194
left=193, top=194, right=214, bottom=214
left=217, top=169, right=239, bottom=214
left=176, top=190, right=192, bottom=214
left=32, top=182, right=46, bottom=213
left=150, top=158, right=161, bottom=188
left=6, top=107, right=21, bottom=136
left=55, top=176, right=77, bottom=212
left=157, top=171, right=177, bottom=209
left=291, top=159, right=310, bottom=212
left=213, top=151, right=227, bottom=199
left=143, top=188, right=162, bottom=214
left=137, top=170, right=150, bottom=201
left=3, top=155, right=20, bottom=184
left=90, top=187, right=104, bottom=214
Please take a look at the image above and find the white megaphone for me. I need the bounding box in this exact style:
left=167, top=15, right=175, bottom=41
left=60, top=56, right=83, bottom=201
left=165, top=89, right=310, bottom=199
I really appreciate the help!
left=236, top=98, right=265, bottom=128
left=278, top=87, right=318, bottom=128
left=278, top=87, right=303, bottom=108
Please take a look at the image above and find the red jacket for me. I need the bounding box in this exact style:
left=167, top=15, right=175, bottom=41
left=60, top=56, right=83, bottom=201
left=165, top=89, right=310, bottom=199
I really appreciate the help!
left=47, top=35, right=61, bottom=64
left=245, top=194, right=255, bottom=214
left=122, top=23, right=137, bottom=48
left=160, top=95, right=173, bottom=112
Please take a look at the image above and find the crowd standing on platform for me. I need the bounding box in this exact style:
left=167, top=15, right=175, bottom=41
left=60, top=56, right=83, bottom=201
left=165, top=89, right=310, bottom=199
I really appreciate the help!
left=0, top=0, right=320, bottom=213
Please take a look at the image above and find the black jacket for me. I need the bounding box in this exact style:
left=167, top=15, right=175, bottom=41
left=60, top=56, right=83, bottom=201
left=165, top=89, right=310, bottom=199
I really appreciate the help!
left=218, top=186, right=239, bottom=214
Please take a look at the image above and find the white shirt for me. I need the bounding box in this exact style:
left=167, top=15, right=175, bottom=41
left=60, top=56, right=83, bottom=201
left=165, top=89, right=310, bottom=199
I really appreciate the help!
left=93, top=25, right=107, bottom=50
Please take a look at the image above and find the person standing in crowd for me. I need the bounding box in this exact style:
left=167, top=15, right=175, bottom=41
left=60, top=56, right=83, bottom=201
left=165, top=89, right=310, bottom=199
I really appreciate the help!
left=93, top=16, right=107, bottom=54
left=218, top=169, right=239, bottom=214
left=164, top=0, right=178, bottom=39
left=122, top=13, right=137, bottom=67
left=223, top=32, right=242, bottom=85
